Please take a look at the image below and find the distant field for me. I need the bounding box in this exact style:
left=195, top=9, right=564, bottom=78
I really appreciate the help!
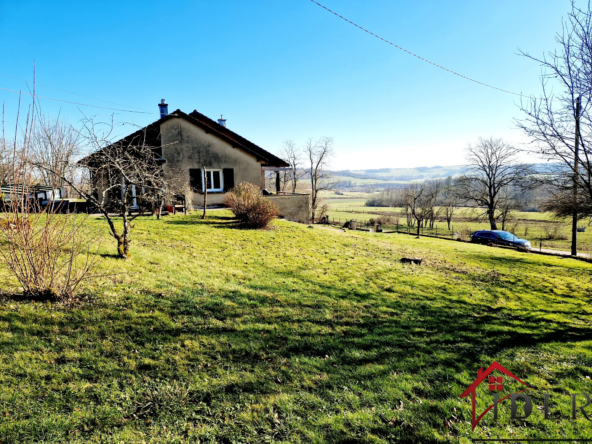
left=325, top=199, right=592, bottom=253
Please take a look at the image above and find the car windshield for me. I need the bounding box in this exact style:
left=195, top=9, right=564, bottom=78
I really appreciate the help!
left=495, top=231, right=516, bottom=241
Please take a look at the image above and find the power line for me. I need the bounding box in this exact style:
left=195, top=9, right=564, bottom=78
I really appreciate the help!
left=0, top=85, right=156, bottom=114
left=309, top=0, right=528, bottom=98
left=0, top=71, right=151, bottom=112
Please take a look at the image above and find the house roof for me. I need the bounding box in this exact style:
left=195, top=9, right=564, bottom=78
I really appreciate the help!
left=79, top=109, right=289, bottom=168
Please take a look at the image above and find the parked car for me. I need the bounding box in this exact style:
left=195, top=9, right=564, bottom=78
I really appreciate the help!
left=471, top=230, right=532, bottom=250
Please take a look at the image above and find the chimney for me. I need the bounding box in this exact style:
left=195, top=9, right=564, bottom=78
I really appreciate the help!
left=158, top=99, right=169, bottom=118
left=218, top=115, right=227, bottom=127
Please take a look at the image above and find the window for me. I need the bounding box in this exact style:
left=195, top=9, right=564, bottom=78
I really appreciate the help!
left=205, top=170, right=223, bottom=192
left=189, top=168, right=234, bottom=193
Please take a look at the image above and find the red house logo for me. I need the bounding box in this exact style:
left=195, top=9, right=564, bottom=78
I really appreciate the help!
left=460, top=361, right=529, bottom=430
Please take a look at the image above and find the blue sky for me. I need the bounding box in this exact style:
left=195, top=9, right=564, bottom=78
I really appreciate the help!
left=0, top=0, right=575, bottom=169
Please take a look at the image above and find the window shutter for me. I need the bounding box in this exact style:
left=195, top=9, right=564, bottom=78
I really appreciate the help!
left=223, top=168, right=235, bottom=191
left=189, top=169, right=203, bottom=192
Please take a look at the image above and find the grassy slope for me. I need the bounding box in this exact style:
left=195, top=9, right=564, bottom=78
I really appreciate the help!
left=0, top=212, right=591, bottom=443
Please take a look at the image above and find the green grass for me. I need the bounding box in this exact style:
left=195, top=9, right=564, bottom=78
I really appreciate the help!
left=0, top=212, right=591, bottom=443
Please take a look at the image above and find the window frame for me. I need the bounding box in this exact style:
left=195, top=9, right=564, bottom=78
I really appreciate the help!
left=203, top=169, right=224, bottom=193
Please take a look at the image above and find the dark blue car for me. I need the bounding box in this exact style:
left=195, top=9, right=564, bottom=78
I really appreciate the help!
left=471, top=230, right=532, bottom=250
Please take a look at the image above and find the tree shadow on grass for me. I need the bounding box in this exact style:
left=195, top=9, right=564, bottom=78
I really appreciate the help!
left=97, top=252, right=122, bottom=259
left=165, top=215, right=239, bottom=228
left=1, top=259, right=590, bottom=442
left=469, top=250, right=591, bottom=269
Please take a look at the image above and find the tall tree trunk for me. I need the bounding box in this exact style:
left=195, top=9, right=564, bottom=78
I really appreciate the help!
left=310, top=190, right=316, bottom=223
left=416, top=220, right=421, bottom=238
left=118, top=214, right=131, bottom=259
left=202, top=167, right=208, bottom=220
left=488, top=208, right=498, bottom=230
left=117, top=237, right=131, bottom=259
left=156, top=199, right=162, bottom=220
left=572, top=96, right=581, bottom=256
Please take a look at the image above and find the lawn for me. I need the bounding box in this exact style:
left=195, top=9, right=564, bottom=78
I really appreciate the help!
left=0, top=211, right=591, bottom=443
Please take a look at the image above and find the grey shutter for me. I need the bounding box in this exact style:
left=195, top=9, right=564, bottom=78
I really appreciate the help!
left=189, top=169, right=203, bottom=192
left=223, top=168, right=235, bottom=191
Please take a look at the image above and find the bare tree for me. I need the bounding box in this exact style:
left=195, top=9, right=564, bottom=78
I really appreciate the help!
left=263, top=170, right=276, bottom=192
left=35, top=116, right=182, bottom=259
left=439, top=177, right=458, bottom=230
left=455, top=138, right=534, bottom=230
left=31, top=114, right=79, bottom=191
left=0, top=100, right=101, bottom=301
left=403, top=184, right=438, bottom=237
left=496, top=185, right=526, bottom=231
left=516, top=1, right=592, bottom=255
left=425, top=179, right=442, bottom=228
left=541, top=179, right=592, bottom=218
left=282, top=139, right=305, bottom=194
left=305, top=137, right=335, bottom=223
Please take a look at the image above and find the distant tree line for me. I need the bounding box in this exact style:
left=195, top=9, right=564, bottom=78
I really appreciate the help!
left=365, top=137, right=545, bottom=235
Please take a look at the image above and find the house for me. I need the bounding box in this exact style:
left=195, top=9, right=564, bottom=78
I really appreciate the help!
left=85, top=101, right=310, bottom=223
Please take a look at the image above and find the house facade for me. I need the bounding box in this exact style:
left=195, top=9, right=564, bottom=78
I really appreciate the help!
left=89, top=104, right=310, bottom=223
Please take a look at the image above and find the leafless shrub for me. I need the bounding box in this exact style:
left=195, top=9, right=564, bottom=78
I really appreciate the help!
left=0, top=207, right=101, bottom=302
left=0, top=100, right=101, bottom=302
left=542, top=223, right=568, bottom=240
left=224, top=182, right=279, bottom=229
left=454, top=228, right=472, bottom=241
left=224, top=182, right=260, bottom=221
left=369, top=216, right=398, bottom=226
left=316, top=204, right=330, bottom=223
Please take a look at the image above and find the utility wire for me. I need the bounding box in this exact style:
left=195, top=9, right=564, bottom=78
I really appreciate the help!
left=0, top=85, right=156, bottom=114
left=309, top=0, right=527, bottom=98
left=0, top=71, right=151, bottom=112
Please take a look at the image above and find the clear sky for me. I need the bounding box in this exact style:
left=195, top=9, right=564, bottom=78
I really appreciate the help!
left=0, top=0, right=577, bottom=170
